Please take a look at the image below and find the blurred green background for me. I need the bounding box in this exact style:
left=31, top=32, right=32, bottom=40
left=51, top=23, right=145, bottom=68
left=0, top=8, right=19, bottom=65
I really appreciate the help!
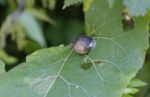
left=0, top=0, right=84, bottom=69
left=0, top=0, right=149, bottom=97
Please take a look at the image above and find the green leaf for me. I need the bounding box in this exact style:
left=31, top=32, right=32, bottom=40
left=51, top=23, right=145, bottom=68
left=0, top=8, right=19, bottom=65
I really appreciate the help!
left=42, top=0, right=56, bottom=10
left=12, top=23, right=27, bottom=50
left=123, top=0, right=150, bottom=16
left=0, top=59, right=6, bottom=76
left=123, top=88, right=139, bottom=94
left=0, top=49, right=18, bottom=64
left=128, top=78, right=147, bottom=88
left=0, top=0, right=149, bottom=97
left=19, top=11, right=46, bottom=47
left=0, top=15, right=13, bottom=48
left=48, top=0, right=56, bottom=10
left=63, top=0, right=83, bottom=9
left=28, top=9, right=55, bottom=25
left=84, top=0, right=149, bottom=96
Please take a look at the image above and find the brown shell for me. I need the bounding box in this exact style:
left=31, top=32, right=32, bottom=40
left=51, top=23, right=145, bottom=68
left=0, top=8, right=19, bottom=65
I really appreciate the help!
left=74, top=41, right=89, bottom=54
left=73, top=36, right=95, bottom=55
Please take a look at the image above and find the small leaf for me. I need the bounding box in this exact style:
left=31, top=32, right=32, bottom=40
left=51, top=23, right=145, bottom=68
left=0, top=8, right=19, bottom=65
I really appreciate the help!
left=0, top=49, right=18, bottom=64
left=48, top=0, right=56, bottom=10
left=42, top=0, right=56, bottom=10
left=63, top=0, right=83, bottom=9
left=128, top=78, right=147, bottom=88
left=12, top=23, right=27, bottom=50
left=123, top=88, right=139, bottom=94
left=123, top=0, right=150, bottom=16
left=28, top=9, right=55, bottom=25
left=19, top=11, right=46, bottom=47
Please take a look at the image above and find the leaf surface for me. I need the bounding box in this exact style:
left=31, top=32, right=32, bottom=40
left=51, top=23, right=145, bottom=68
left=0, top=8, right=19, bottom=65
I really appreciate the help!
left=84, top=0, right=149, bottom=97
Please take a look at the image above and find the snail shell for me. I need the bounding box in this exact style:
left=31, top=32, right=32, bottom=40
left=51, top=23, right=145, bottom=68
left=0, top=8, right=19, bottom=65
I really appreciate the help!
left=122, top=11, right=135, bottom=30
left=74, top=36, right=96, bottom=55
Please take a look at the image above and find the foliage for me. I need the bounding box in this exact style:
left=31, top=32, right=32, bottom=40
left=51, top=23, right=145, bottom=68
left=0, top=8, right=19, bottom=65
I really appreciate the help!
left=19, top=11, right=46, bottom=47
left=0, top=0, right=149, bottom=97
left=64, top=0, right=150, bottom=16
left=63, top=0, right=83, bottom=9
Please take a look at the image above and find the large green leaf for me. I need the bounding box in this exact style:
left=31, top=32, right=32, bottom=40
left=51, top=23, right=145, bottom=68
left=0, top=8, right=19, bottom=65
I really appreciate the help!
left=0, top=0, right=149, bottom=97
left=123, top=0, right=150, bottom=16
left=84, top=0, right=149, bottom=96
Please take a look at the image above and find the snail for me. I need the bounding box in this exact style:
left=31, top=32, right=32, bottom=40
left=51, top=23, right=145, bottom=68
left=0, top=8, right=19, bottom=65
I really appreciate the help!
left=122, top=10, right=135, bottom=31
left=73, top=36, right=96, bottom=55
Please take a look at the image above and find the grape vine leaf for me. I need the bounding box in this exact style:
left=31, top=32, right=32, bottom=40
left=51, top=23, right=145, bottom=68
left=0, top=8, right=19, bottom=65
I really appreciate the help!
left=123, top=0, right=150, bottom=16
left=0, top=0, right=149, bottom=97
left=63, top=0, right=83, bottom=9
